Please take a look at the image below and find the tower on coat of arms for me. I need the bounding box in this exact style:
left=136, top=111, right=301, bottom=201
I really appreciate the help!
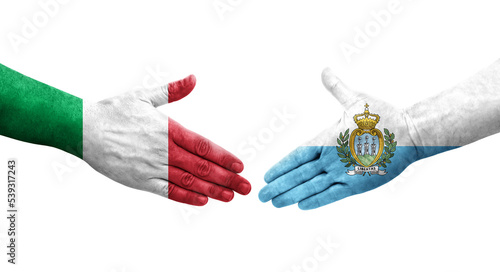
left=336, top=104, right=397, bottom=176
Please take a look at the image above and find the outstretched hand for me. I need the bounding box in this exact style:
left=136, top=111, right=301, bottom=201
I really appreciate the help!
left=258, top=68, right=439, bottom=210
left=83, top=75, right=251, bottom=206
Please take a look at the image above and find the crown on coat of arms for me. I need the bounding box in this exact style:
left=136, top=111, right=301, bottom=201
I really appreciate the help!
left=353, top=104, right=380, bottom=130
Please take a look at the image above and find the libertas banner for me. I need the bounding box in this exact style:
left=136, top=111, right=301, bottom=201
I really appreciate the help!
left=346, top=165, right=387, bottom=176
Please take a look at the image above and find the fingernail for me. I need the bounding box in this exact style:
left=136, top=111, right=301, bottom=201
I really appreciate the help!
left=258, top=189, right=270, bottom=203
left=167, top=74, right=196, bottom=103
left=222, top=190, right=234, bottom=202
left=238, top=182, right=251, bottom=195
left=231, top=162, right=244, bottom=173
left=195, top=195, right=208, bottom=206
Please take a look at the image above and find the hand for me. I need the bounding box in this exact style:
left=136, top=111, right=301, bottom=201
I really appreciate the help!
left=259, top=68, right=437, bottom=210
left=83, top=75, right=251, bottom=206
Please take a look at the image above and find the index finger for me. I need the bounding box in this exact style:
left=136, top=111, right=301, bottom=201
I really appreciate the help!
left=169, top=118, right=244, bottom=173
left=264, top=146, right=322, bottom=183
left=259, top=160, right=323, bottom=203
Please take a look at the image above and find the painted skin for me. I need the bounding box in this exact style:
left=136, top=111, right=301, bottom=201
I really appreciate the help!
left=259, top=61, right=500, bottom=210
left=0, top=63, right=82, bottom=157
left=0, top=64, right=251, bottom=206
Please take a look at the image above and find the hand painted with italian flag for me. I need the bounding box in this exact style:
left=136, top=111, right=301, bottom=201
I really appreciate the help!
left=0, top=64, right=251, bottom=206
left=83, top=75, right=251, bottom=205
left=260, top=61, right=500, bottom=210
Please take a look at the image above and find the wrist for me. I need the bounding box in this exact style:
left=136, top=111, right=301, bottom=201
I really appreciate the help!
left=403, top=104, right=459, bottom=161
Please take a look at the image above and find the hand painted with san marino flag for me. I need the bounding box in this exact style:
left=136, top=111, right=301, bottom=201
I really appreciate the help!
left=260, top=60, right=500, bottom=210
left=0, top=63, right=251, bottom=206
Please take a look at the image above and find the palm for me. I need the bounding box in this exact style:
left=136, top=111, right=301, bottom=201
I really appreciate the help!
left=259, top=68, right=418, bottom=210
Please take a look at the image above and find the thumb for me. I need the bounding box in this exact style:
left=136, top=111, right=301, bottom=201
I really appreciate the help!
left=321, top=68, right=360, bottom=107
left=146, top=74, right=196, bottom=107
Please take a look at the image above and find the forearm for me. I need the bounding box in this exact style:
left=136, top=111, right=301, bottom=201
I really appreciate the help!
left=0, top=64, right=83, bottom=158
left=406, top=59, right=500, bottom=158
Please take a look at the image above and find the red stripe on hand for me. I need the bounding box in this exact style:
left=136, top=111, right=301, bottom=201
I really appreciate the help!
left=168, top=118, right=251, bottom=202
left=169, top=118, right=244, bottom=173
left=167, top=182, right=208, bottom=206
left=168, top=166, right=234, bottom=202
left=168, top=74, right=196, bottom=103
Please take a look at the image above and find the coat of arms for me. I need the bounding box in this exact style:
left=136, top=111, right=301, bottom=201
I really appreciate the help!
left=336, top=104, right=397, bottom=176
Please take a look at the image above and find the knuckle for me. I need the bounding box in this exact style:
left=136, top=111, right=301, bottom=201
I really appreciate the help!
left=223, top=173, right=236, bottom=188
left=207, top=184, right=218, bottom=196
left=150, top=146, right=167, bottom=161
left=297, top=168, right=308, bottom=181
left=158, top=183, right=170, bottom=198
left=195, top=160, right=211, bottom=177
left=167, top=183, right=177, bottom=198
left=306, top=182, right=320, bottom=195
left=217, top=153, right=231, bottom=168
left=195, top=139, right=211, bottom=156
left=180, top=172, right=195, bottom=188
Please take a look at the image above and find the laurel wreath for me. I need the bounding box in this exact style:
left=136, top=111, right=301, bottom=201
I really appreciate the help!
left=336, top=128, right=397, bottom=168
left=375, top=128, right=397, bottom=168
left=336, top=129, right=356, bottom=168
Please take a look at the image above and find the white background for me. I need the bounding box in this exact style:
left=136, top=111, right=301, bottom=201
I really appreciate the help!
left=1, top=0, right=500, bottom=271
